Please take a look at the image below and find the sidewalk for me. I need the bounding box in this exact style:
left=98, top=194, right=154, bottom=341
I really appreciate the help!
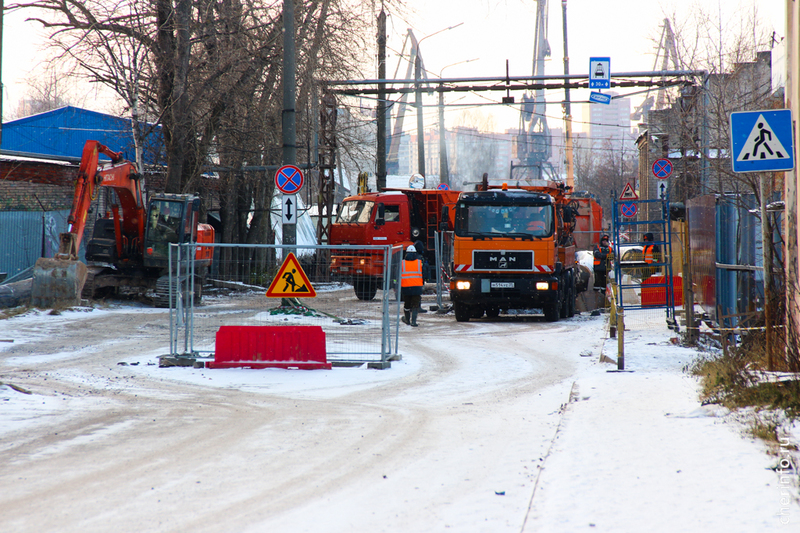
left=524, top=312, right=800, bottom=532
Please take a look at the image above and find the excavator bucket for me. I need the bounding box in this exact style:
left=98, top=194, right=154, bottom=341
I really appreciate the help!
left=31, top=258, right=88, bottom=308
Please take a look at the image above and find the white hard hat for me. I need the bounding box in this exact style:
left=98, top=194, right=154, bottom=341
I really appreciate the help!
left=406, top=245, right=416, bottom=253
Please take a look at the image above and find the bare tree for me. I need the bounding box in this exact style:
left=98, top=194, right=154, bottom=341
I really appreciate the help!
left=9, top=64, right=85, bottom=118
left=10, top=0, right=397, bottom=248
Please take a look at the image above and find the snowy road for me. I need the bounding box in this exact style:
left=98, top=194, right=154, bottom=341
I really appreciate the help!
left=0, top=301, right=610, bottom=532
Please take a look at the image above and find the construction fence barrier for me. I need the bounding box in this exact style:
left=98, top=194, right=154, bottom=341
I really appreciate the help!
left=165, top=243, right=405, bottom=369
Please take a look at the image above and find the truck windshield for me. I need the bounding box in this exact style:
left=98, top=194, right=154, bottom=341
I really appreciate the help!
left=455, top=203, right=553, bottom=238
left=336, top=200, right=375, bottom=224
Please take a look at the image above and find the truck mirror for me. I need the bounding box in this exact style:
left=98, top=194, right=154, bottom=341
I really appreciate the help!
left=375, top=203, right=386, bottom=227
left=439, top=205, right=450, bottom=231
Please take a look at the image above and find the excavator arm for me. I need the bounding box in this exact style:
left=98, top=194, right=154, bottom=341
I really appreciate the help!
left=58, top=140, right=126, bottom=260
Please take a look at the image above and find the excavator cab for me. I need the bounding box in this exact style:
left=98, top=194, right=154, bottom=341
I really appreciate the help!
left=143, top=195, right=197, bottom=267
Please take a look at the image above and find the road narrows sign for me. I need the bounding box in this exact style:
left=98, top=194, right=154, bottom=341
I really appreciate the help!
left=266, top=253, right=317, bottom=297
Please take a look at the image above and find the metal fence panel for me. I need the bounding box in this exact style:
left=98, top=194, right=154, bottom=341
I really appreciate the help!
left=169, top=243, right=401, bottom=367
left=0, top=210, right=71, bottom=281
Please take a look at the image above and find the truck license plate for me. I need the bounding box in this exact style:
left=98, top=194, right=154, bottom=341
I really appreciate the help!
left=491, top=282, right=514, bottom=289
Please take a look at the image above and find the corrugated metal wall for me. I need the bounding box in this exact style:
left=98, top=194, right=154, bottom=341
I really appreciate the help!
left=687, top=195, right=717, bottom=319
left=0, top=210, right=74, bottom=281
left=688, top=193, right=769, bottom=327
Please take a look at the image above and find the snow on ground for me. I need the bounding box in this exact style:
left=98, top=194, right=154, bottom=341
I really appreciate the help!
left=1, top=303, right=799, bottom=530
left=528, top=316, right=800, bottom=531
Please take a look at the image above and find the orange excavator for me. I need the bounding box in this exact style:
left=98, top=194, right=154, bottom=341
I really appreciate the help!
left=31, top=140, right=215, bottom=307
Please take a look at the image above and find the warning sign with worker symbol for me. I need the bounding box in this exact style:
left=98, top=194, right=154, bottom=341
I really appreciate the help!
left=266, top=253, right=317, bottom=297
left=730, top=109, right=795, bottom=173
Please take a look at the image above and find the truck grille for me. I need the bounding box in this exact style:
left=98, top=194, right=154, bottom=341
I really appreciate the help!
left=471, top=250, right=533, bottom=271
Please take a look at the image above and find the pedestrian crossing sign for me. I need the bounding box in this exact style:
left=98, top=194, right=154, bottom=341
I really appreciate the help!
left=730, top=109, right=795, bottom=173
left=266, top=252, right=317, bottom=297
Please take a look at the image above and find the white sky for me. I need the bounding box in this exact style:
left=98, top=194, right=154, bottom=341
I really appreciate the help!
left=0, top=0, right=787, bottom=133
left=390, top=0, right=786, bottom=133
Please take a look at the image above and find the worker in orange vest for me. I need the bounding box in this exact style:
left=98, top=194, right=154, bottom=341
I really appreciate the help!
left=401, top=245, right=424, bottom=327
left=593, top=234, right=614, bottom=290
left=643, top=232, right=660, bottom=264
left=642, top=232, right=661, bottom=277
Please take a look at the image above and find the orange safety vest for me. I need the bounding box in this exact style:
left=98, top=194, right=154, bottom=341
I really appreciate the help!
left=401, top=259, right=423, bottom=287
left=643, top=244, right=655, bottom=264
left=593, top=245, right=611, bottom=266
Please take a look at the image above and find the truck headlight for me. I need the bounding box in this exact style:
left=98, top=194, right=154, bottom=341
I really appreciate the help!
left=535, top=281, right=550, bottom=291
left=359, top=258, right=366, bottom=265
left=455, top=280, right=471, bottom=290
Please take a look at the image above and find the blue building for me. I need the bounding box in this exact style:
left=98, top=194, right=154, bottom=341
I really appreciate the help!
left=1, top=106, right=164, bottom=165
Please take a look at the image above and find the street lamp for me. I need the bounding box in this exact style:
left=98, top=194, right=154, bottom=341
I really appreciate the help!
left=438, top=58, right=478, bottom=186
left=414, top=22, right=464, bottom=177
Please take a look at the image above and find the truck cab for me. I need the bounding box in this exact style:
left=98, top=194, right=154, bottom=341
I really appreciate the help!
left=329, top=188, right=459, bottom=300
left=449, top=184, right=578, bottom=322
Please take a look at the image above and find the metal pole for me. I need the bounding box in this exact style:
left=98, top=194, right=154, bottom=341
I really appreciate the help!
left=415, top=55, right=425, bottom=176
left=438, top=86, right=449, bottom=185
left=617, top=306, right=625, bottom=370
left=761, top=173, right=774, bottom=370
left=0, top=0, right=4, bottom=145
left=376, top=9, right=387, bottom=191
left=282, top=0, right=297, bottom=247
left=561, top=0, right=574, bottom=189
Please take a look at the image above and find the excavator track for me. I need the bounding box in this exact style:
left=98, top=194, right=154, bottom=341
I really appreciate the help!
left=154, top=275, right=202, bottom=308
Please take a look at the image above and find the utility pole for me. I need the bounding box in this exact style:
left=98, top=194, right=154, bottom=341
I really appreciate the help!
left=436, top=59, right=476, bottom=187
left=1, top=0, right=5, bottom=145
left=438, top=85, right=449, bottom=186
left=561, top=0, right=574, bottom=189
left=761, top=172, right=775, bottom=370
left=415, top=55, right=425, bottom=176
left=282, top=0, right=297, bottom=247
left=376, top=9, right=387, bottom=191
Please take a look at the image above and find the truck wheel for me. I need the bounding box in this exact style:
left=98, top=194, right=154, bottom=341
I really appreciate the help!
left=560, top=277, right=569, bottom=319
left=544, top=300, right=560, bottom=322
left=567, top=272, right=576, bottom=318
left=354, top=278, right=378, bottom=301
left=454, top=302, right=471, bottom=322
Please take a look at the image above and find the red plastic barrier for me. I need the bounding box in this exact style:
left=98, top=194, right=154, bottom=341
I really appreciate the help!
left=208, top=325, right=330, bottom=369
left=641, top=275, right=684, bottom=307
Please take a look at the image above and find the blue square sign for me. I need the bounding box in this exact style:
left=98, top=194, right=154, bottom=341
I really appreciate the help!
left=730, top=109, right=795, bottom=173
left=589, top=57, right=610, bottom=89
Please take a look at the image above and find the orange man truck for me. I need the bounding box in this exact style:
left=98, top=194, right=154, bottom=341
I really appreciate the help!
left=449, top=181, right=583, bottom=322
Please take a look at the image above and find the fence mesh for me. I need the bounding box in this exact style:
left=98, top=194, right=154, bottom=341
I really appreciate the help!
left=169, top=244, right=402, bottom=366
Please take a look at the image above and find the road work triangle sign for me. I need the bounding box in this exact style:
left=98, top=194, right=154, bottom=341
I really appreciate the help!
left=266, top=253, right=317, bottom=297
left=736, top=114, right=791, bottom=163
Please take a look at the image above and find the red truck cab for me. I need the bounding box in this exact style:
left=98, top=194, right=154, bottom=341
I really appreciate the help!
left=329, top=188, right=459, bottom=300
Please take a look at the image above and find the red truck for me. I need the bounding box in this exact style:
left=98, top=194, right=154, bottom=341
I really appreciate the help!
left=329, top=188, right=460, bottom=300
